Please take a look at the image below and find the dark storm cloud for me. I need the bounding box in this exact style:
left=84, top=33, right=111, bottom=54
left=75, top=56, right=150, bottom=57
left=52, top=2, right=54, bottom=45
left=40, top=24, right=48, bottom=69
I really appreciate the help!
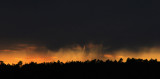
left=0, top=0, right=159, bottom=51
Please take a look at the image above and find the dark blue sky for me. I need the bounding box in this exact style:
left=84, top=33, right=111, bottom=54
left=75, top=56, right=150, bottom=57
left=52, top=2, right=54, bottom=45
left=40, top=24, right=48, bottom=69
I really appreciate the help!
left=0, top=0, right=159, bottom=52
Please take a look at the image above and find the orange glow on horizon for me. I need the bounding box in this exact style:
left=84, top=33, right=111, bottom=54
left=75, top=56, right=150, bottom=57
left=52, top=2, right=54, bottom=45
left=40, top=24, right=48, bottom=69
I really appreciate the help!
left=104, top=54, right=113, bottom=58
left=0, top=44, right=160, bottom=64
left=0, top=49, right=16, bottom=52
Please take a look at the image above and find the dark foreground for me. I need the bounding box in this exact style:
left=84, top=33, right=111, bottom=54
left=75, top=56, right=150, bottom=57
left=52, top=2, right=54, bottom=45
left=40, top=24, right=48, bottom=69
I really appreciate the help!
left=0, top=58, right=159, bottom=79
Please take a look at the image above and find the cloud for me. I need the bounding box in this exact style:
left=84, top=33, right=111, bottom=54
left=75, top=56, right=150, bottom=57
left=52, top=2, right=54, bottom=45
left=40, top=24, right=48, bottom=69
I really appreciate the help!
left=0, top=0, right=159, bottom=64
left=0, top=43, right=160, bottom=64
left=0, top=0, right=156, bottom=52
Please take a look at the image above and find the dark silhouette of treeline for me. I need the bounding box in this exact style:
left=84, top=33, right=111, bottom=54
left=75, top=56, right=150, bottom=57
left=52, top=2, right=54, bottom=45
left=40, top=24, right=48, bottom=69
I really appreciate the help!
left=0, top=58, right=159, bottom=79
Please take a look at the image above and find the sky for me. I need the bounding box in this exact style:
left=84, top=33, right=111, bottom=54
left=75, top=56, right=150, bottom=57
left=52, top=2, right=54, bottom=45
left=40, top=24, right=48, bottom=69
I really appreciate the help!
left=0, top=0, right=160, bottom=64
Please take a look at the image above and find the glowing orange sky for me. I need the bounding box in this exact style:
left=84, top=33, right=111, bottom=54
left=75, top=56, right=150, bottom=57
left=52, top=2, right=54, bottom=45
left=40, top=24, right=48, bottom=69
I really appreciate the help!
left=0, top=43, right=159, bottom=64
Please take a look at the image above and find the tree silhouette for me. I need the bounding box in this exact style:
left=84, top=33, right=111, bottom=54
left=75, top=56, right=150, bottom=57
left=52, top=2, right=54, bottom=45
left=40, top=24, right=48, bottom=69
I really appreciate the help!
left=118, top=58, right=123, bottom=63
left=0, top=58, right=158, bottom=79
left=0, top=61, right=4, bottom=65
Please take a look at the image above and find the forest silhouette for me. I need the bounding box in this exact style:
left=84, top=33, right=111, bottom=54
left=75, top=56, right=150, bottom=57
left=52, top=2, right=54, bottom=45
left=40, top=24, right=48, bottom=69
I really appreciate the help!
left=0, top=58, right=159, bottom=79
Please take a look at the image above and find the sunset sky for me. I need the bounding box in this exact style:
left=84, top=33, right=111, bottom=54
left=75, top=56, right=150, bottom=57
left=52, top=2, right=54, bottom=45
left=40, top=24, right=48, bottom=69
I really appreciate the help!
left=0, top=0, right=159, bottom=64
